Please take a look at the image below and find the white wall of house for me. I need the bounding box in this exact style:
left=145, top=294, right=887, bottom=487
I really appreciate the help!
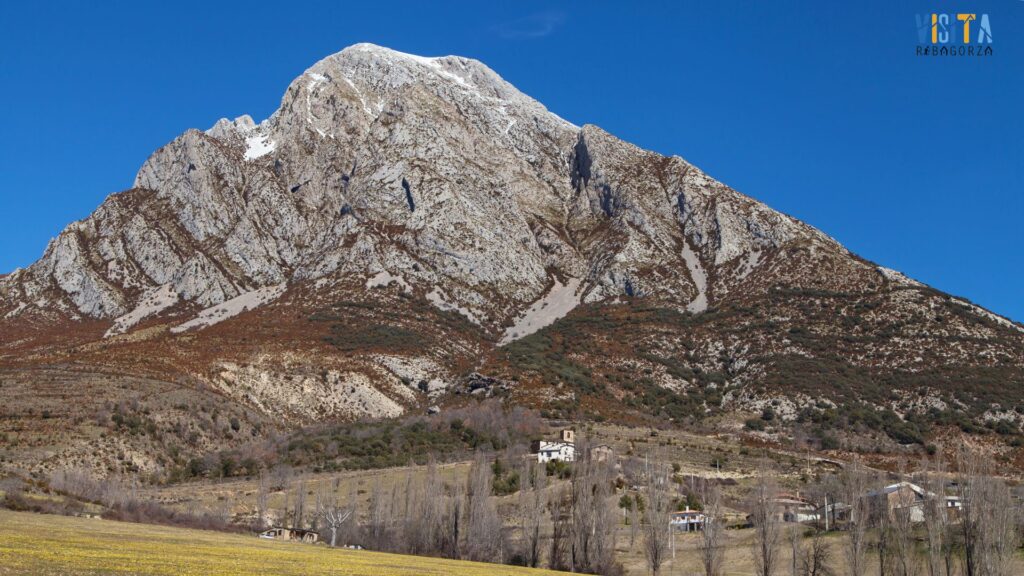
left=537, top=441, right=575, bottom=463
left=670, top=510, right=706, bottom=531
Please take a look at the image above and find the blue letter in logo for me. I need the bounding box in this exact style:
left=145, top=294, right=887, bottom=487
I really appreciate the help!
left=915, top=14, right=929, bottom=43
left=937, top=14, right=949, bottom=44
left=977, top=14, right=993, bottom=43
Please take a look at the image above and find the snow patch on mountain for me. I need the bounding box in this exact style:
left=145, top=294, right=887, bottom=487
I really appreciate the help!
left=243, top=133, right=276, bottom=160
left=348, top=44, right=473, bottom=91
left=340, top=75, right=374, bottom=117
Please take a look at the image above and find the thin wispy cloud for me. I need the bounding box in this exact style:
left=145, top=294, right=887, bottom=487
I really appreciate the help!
left=494, top=10, right=566, bottom=39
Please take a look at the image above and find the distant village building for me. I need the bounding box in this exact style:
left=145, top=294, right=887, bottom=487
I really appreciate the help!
left=818, top=481, right=961, bottom=529
left=592, top=444, right=614, bottom=463
left=776, top=493, right=818, bottom=523
left=816, top=501, right=853, bottom=528
left=533, top=429, right=576, bottom=463
left=536, top=442, right=575, bottom=463
left=670, top=508, right=707, bottom=532
left=747, top=493, right=817, bottom=525
left=867, top=481, right=928, bottom=523
left=258, top=527, right=320, bottom=543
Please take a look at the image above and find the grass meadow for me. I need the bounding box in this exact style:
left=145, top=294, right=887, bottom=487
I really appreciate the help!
left=0, top=510, right=567, bottom=576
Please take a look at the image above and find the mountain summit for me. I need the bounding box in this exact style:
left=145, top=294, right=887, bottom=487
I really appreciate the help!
left=0, top=43, right=839, bottom=327
left=1, top=45, right=1021, bottom=475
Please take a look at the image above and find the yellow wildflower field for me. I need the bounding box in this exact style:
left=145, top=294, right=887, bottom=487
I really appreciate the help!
left=0, top=510, right=565, bottom=576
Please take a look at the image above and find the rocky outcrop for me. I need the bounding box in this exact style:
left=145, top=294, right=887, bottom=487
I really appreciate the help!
left=0, top=43, right=883, bottom=339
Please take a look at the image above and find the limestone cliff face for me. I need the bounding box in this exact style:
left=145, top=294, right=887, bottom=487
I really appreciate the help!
left=1, top=43, right=869, bottom=334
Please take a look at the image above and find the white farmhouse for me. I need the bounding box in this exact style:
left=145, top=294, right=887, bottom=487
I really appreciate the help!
left=670, top=508, right=707, bottom=532
left=537, top=441, right=575, bottom=463
left=535, top=429, right=576, bottom=463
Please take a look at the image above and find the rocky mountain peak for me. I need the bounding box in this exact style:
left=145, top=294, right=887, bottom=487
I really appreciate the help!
left=314, top=43, right=535, bottom=107
left=1, top=44, right=1017, bottom=343
left=2, top=45, right=1022, bottom=478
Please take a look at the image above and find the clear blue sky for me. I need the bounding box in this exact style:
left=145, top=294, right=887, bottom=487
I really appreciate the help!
left=1, top=1, right=1021, bottom=321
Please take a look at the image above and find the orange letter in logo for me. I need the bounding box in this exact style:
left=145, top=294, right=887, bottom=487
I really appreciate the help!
left=957, top=14, right=976, bottom=43
left=932, top=14, right=938, bottom=43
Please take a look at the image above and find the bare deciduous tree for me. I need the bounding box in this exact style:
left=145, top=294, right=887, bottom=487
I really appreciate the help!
left=408, top=458, right=445, bottom=556
left=316, top=484, right=353, bottom=547
left=549, top=486, right=570, bottom=571
left=980, top=477, right=1019, bottom=576
left=750, top=462, right=782, bottom=576
left=213, top=495, right=234, bottom=527
left=445, top=477, right=465, bottom=560
left=292, top=478, right=306, bottom=529
left=641, top=463, right=673, bottom=576
left=465, top=450, right=503, bottom=563
left=887, top=469, right=919, bottom=576
left=570, top=438, right=618, bottom=575
left=255, top=470, right=270, bottom=530
left=268, top=465, right=291, bottom=491
left=519, top=460, right=547, bottom=568
left=790, top=524, right=802, bottom=576
left=957, top=449, right=1021, bottom=576
left=838, top=458, right=872, bottom=576
left=869, top=472, right=893, bottom=576
left=281, top=488, right=290, bottom=530
left=385, top=476, right=411, bottom=553
left=366, top=480, right=388, bottom=551
left=799, top=529, right=833, bottom=576
left=958, top=449, right=986, bottom=576
left=921, top=454, right=955, bottom=576
left=698, top=482, right=726, bottom=576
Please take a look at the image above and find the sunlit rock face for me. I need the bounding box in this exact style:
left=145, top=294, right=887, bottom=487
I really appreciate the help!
left=1, top=43, right=858, bottom=334
left=2, top=44, right=1021, bottom=448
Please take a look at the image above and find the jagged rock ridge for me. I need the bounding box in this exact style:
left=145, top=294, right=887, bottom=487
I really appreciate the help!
left=1, top=43, right=862, bottom=332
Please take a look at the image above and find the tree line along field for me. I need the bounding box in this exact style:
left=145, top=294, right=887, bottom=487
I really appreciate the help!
left=128, top=424, right=1024, bottom=575
left=3, top=496, right=1021, bottom=576
left=5, top=420, right=1024, bottom=576
left=0, top=509, right=569, bottom=576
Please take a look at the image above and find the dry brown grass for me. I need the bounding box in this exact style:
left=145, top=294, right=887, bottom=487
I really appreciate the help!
left=0, top=509, right=568, bottom=576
